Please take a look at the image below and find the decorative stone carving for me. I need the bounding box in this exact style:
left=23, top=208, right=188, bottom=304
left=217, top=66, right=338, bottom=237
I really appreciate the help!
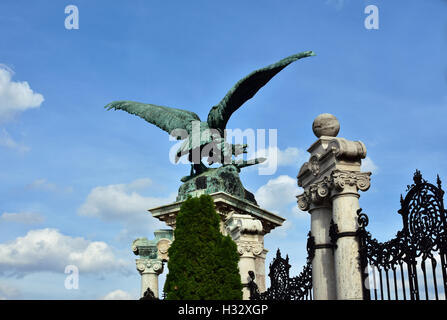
left=133, top=229, right=173, bottom=298
left=136, top=258, right=164, bottom=299
left=225, top=213, right=263, bottom=240
left=299, top=170, right=371, bottom=211
left=133, top=229, right=173, bottom=261
left=136, top=258, right=164, bottom=275
left=297, top=130, right=368, bottom=192
left=327, top=138, right=367, bottom=161
left=136, top=261, right=146, bottom=272
left=150, top=260, right=163, bottom=273
left=296, top=113, right=371, bottom=300
left=157, top=238, right=172, bottom=261
left=297, top=176, right=331, bottom=211
left=297, top=193, right=310, bottom=212
left=331, top=170, right=371, bottom=193
left=237, top=241, right=265, bottom=257
left=309, top=154, right=320, bottom=176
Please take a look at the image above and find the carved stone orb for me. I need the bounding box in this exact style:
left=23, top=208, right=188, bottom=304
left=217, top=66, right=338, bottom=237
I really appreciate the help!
left=312, top=113, right=340, bottom=138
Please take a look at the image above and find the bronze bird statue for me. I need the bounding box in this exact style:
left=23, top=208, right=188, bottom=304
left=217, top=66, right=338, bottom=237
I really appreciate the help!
left=106, top=51, right=315, bottom=182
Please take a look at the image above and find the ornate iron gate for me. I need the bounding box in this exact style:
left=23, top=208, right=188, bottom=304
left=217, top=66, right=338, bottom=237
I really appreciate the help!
left=251, top=170, right=447, bottom=300
left=358, top=170, right=447, bottom=300
left=249, top=233, right=314, bottom=300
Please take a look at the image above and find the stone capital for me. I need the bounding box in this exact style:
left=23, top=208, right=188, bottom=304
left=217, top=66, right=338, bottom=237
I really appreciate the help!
left=297, top=177, right=332, bottom=212
left=132, top=229, right=173, bottom=262
left=298, top=170, right=371, bottom=211
left=330, top=170, right=371, bottom=195
left=136, top=258, right=164, bottom=275
left=326, top=138, right=367, bottom=162
left=132, top=241, right=158, bottom=259
left=236, top=240, right=266, bottom=258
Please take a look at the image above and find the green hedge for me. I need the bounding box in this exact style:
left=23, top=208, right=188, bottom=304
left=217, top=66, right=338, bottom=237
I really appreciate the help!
left=164, top=194, right=242, bottom=300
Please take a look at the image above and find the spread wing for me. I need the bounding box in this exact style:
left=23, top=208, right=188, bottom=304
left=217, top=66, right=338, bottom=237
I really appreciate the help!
left=207, top=51, right=315, bottom=131
left=105, top=101, right=201, bottom=136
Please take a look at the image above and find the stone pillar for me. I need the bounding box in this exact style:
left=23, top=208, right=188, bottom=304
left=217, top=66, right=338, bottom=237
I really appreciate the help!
left=136, top=259, right=163, bottom=298
left=298, top=180, right=336, bottom=300
left=297, top=113, right=371, bottom=300
left=330, top=170, right=370, bottom=300
left=225, top=213, right=266, bottom=300
left=311, top=203, right=336, bottom=299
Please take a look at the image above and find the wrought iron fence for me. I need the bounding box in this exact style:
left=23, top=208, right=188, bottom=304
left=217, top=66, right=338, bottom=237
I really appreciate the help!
left=249, top=233, right=314, bottom=300
left=358, top=170, right=447, bottom=300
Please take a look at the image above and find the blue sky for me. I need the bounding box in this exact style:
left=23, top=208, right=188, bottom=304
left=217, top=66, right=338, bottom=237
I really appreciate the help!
left=0, top=0, right=446, bottom=299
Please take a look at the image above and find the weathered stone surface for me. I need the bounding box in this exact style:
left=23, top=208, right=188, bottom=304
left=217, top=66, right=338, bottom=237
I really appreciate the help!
left=312, top=113, right=340, bottom=138
left=297, top=113, right=371, bottom=300
left=133, top=230, right=173, bottom=298
left=224, top=213, right=267, bottom=299
left=176, top=165, right=257, bottom=205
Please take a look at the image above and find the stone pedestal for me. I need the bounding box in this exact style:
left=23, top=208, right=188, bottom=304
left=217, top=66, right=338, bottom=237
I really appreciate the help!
left=149, top=191, right=284, bottom=299
left=297, top=113, right=371, bottom=300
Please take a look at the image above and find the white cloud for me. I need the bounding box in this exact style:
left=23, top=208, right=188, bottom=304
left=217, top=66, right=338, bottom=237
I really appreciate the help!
left=361, top=156, right=378, bottom=174
left=0, top=66, right=44, bottom=121
left=254, top=146, right=307, bottom=170
left=255, top=175, right=305, bottom=217
left=0, top=212, right=44, bottom=225
left=102, top=289, right=135, bottom=300
left=0, top=283, right=21, bottom=300
left=275, top=147, right=306, bottom=166
left=25, top=178, right=73, bottom=193
left=269, top=219, right=294, bottom=238
left=0, top=228, right=129, bottom=276
left=0, top=128, right=30, bottom=153
left=78, top=178, right=176, bottom=239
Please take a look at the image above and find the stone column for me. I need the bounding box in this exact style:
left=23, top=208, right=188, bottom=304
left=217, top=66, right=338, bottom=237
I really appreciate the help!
left=298, top=179, right=336, bottom=300
left=225, top=213, right=266, bottom=300
left=136, top=259, right=164, bottom=298
left=330, top=170, right=370, bottom=300
left=297, top=113, right=371, bottom=300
